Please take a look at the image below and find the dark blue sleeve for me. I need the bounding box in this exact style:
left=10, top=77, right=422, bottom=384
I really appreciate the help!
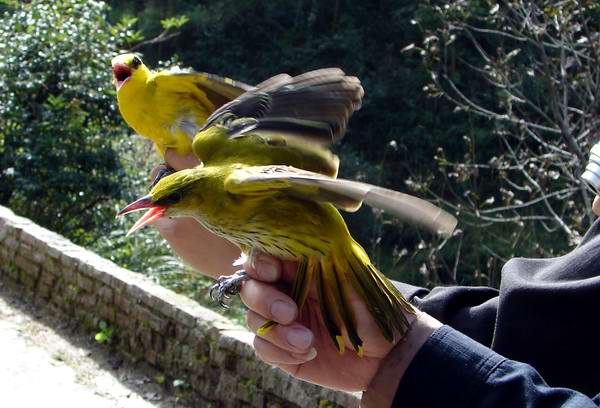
left=394, top=325, right=600, bottom=407
left=393, top=218, right=600, bottom=395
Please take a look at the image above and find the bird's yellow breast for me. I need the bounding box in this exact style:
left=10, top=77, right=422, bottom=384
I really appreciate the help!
left=116, top=76, right=211, bottom=155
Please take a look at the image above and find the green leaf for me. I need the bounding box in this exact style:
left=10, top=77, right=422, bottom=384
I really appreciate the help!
left=172, top=379, right=190, bottom=389
left=160, top=15, right=190, bottom=30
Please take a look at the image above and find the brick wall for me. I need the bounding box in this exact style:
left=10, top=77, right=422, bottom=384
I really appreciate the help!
left=0, top=206, right=359, bottom=407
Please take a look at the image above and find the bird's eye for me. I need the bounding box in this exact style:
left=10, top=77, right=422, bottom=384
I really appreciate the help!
left=159, top=192, right=182, bottom=206
left=131, top=56, right=142, bottom=69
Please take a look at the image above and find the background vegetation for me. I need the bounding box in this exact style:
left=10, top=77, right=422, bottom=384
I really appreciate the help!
left=1, top=0, right=598, bottom=308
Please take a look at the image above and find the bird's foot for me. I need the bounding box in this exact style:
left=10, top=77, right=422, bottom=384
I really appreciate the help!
left=209, top=270, right=250, bottom=308
left=151, top=164, right=176, bottom=188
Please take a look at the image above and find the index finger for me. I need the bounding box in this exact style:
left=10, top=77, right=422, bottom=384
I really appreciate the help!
left=244, top=252, right=283, bottom=282
left=244, top=252, right=298, bottom=284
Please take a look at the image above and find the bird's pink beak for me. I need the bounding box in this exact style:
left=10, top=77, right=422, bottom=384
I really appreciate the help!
left=117, top=195, right=167, bottom=236
left=112, top=63, right=132, bottom=91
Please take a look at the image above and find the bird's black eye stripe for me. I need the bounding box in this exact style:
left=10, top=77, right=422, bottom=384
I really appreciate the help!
left=131, top=56, right=142, bottom=69
left=157, top=192, right=182, bottom=206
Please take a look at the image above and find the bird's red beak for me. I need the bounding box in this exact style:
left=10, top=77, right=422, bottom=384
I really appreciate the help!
left=117, top=195, right=167, bottom=236
left=112, top=63, right=132, bottom=90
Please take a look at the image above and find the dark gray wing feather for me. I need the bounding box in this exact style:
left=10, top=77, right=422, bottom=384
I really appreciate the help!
left=226, top=166, right=458, bottom=238
left=200, top=69, right=364, bottom=144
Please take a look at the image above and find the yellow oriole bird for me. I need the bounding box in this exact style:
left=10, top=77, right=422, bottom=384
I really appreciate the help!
left=111, top=53, right=253, bottom=156
left=117, top=143, right=457, bottom=355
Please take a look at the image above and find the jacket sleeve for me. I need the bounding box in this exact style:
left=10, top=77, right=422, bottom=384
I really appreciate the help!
left=393, top=325, right=600, bottom=407
left=393, top=218, right=600, bottom=397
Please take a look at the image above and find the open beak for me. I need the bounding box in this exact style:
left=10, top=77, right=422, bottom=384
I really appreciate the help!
left=112, top=63, right=132, bottom=91
left=117, top=195, right=167, bottom=236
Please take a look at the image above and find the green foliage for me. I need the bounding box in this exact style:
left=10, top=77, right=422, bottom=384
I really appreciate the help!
left=405, top=0, right=600, bottom=285
left=95, top=320, right=114, bottom=344
left=111, top=15, right=144, bottom=46
left=172, top=379, right=191, bottom=389
left=161, top=15, right=189, bottom=30
left=0, top=0, right=126, bottom=244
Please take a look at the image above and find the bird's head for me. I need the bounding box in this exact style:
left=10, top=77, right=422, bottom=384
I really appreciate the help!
left=111, top=53, right=149, bottom=92
left=117, top=168, right=205, bottom=236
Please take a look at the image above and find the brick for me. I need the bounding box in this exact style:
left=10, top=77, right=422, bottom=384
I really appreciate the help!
left=114, top=295, right=131, bottom=314
left=61, top=266, right=76, bottom=283
left=6, top=264, right=20, bottom=281
left=79, top=293, right=97, bottom=308
left=115, top=312, right=132, bottom=330
left=0, top=225, right=8, bottom=241
left=134, top=305, right=168, bottom=334
left=14, top=254, right=39, bottom=275
left=0, top=246, right=10, bottom=259
left=77, top=274, right=94, bottom=292
left=42, top=258, right=60, bottom=275
left=176, top=324, right=190, bottom=342
left=19, top=245, right=45, bottom=264
left=39, top=271, right=55, bottom=286
left=97, top=286, right=113, bottom=303
left=97, top=302, right=116, bottom=322
left=18, top=242, right=33, bottom=254
left=20, top=230, right=39, bottom=246
left=145, top=349, right=158, bottom=365
left=37, top=282, right=52, bottom=300
left=138, top=326, right=153, bottom=349
left=4, top=236, right=19, bottom=251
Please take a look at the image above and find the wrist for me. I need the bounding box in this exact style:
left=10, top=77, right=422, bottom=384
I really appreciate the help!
left=362, top=311, right=442, bottom=408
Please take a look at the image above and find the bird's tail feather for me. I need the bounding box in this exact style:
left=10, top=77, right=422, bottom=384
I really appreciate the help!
left=343, top=241, right=415, bottom=341
left=257, top=240, right=415, bottom=355
left=315, top=261, right=346, bottom=353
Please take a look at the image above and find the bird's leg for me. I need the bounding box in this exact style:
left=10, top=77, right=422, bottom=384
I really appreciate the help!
left=150, top=164, right=176, bottom=188
left=209, top=270, right=250, bottom=308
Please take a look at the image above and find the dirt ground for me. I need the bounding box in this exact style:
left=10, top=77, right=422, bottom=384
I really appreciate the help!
left=0, top=281, right=189, bottom=407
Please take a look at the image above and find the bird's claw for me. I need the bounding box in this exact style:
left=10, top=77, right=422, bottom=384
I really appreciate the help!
left=209, top=270, right=250, bottom=308
left=150, top=164, right=176, bottom=188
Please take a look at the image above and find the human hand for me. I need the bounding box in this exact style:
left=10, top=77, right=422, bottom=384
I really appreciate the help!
left=593, top=196, right=600, bottom=216
left=240, top=252, right=416, bottom=392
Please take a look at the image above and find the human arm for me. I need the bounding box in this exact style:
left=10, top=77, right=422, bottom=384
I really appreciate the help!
left=242, top=253, right=600, bottom=407
left=388, top=325, right=600, bottom=407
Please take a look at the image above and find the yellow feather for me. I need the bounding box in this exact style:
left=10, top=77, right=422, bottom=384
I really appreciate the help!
left=111, top=54, right=248, bottom=155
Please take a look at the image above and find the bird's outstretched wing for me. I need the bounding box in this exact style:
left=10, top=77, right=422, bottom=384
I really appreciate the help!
left=225, top=165, right=457, bottom=237
left=154, top=69, right=254, bottom=110
left=200, top=68, right=364, bottom=145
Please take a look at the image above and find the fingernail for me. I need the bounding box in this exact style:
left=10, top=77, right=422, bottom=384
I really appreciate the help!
left=287, top=328, right=313, bottom=350
left=292, top=347, right=317, bottom=361
left=255, top=259, right=279, bottom=281
left=271, top=300, right=295, bottom=323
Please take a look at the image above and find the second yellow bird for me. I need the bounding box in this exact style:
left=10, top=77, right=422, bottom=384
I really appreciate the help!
left=111, top=53, right=252, bottom=156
